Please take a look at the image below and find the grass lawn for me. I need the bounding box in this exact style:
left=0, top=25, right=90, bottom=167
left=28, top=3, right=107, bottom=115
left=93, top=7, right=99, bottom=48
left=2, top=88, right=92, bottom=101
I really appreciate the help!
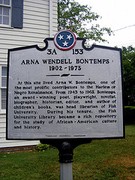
left=0, top=125, right=135, bottom=180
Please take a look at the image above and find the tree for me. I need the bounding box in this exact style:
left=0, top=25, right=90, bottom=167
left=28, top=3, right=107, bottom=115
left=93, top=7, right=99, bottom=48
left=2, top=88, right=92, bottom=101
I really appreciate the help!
left=58, top=0, right=112, bottom=42
left=122, top=46, right=135, bottom=105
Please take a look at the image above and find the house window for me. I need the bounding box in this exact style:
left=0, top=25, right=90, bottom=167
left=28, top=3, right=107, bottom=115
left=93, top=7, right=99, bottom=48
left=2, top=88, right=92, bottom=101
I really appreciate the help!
left=0, top=0, right=11, bottom=26
left=1, top=66, right=7, bottom=110
left=0, top=0, right=24, bottom=28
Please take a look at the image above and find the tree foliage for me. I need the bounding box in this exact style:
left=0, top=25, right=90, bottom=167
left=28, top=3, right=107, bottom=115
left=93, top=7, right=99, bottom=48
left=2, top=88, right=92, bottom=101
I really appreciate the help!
left=58, top=0, right=112, bottom=42
left=122, top=46, right=135, bottom=105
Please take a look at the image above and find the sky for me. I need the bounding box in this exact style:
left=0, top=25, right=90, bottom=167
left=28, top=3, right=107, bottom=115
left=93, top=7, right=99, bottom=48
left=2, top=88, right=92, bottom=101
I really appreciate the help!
left=76, top=0, right=135, bottom=48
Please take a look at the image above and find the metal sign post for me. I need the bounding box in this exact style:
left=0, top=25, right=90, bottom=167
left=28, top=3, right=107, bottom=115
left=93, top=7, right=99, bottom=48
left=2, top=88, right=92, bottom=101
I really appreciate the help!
left=40, top=139, right=91, bottom=180
left=59, top=140, right=92, bottom=180
left=60, top=162, right=73, bottom=180
left=41, top=140, right=74, bottom=180
left=59, top=142, right=73, bottom=180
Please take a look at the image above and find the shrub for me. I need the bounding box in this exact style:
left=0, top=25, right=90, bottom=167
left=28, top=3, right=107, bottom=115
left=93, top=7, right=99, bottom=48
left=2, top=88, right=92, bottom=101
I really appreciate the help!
left=36, top=143, right=50, bottom=152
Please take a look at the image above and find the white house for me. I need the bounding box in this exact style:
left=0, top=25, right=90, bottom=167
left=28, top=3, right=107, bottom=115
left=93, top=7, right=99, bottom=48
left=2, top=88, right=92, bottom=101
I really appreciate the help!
left=0, top=0, right=57, bottom=148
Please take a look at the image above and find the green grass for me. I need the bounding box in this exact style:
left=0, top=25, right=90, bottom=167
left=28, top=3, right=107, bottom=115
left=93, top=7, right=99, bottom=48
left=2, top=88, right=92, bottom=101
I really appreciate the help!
left=0, top=125, right=135, bottom=180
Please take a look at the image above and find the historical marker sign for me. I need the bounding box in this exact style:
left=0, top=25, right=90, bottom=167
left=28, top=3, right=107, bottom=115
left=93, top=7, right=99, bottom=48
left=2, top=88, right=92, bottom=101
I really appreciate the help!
left=6, top=30, right=124, bottom=140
